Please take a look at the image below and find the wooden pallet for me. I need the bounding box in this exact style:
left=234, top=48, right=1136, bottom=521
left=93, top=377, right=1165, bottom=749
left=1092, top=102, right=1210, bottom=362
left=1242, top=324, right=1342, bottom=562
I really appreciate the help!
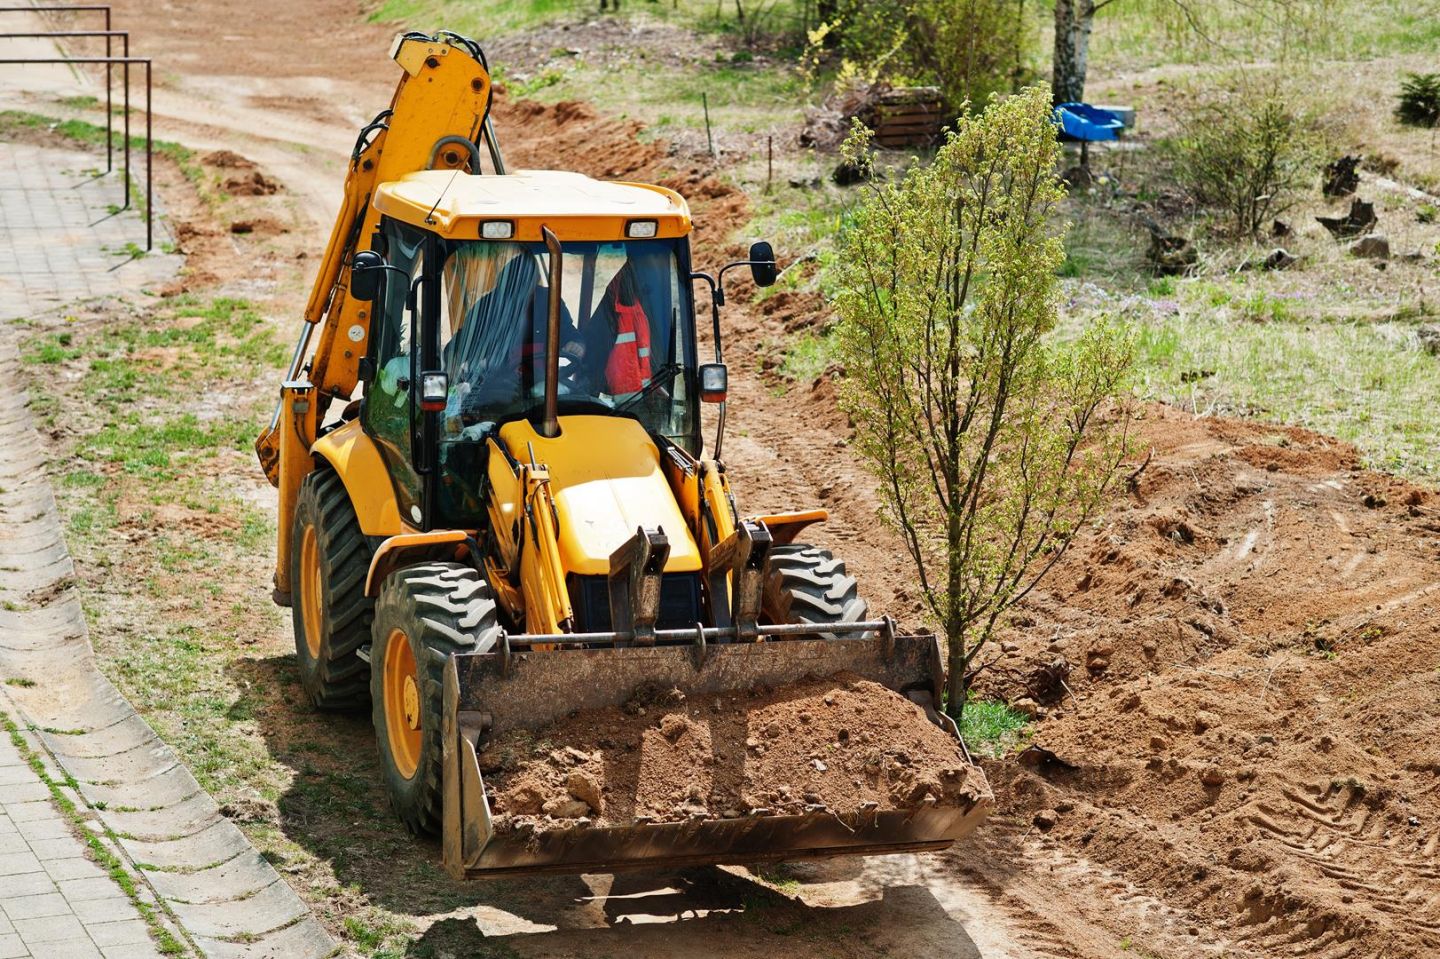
left=873, top=88, right=946, bottom=147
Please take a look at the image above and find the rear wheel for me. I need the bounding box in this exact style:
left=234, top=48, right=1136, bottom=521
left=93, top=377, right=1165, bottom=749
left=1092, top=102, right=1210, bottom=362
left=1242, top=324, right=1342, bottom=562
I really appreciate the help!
left=371, top=562, right=500, bottom=835
left=291, top=467, right=372, bottom=710
left=762, top=544, right=868, bottom=640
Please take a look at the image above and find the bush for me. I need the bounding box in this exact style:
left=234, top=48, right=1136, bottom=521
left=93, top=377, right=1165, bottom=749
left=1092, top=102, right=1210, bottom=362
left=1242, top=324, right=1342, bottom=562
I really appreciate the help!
left=1169, top=78, right=1320, bottom=237
left=1396, top=73, right=1440, bottom=129
left=807, top=0, right=1030, bottom=111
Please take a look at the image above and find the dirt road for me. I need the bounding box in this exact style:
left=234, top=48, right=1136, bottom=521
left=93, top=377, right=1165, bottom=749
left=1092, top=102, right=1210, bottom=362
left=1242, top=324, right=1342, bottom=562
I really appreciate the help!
left=27, top=3, right=1440, bottom=958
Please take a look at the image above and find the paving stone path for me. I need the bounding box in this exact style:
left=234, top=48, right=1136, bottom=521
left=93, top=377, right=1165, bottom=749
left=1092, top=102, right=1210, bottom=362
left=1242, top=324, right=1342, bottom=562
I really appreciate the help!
left=0, top=140, right=336, bottom=958
left=0, top=142, right=182, bottom=322
left=0, top=729, right=166, bottom=959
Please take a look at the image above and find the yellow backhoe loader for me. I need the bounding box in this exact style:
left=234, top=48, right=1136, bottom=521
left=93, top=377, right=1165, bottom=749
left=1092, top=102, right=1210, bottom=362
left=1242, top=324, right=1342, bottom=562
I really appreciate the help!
left=256, top=31, right=990, bottom=878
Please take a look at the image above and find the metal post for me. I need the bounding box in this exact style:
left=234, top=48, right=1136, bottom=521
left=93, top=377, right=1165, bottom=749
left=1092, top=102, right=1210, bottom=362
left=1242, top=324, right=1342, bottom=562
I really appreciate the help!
left=145, top=59, right=150, bottom=250
left=103, top=6, right=110, bottom=171
left=702, top=91, right=715, bottom=159
left=540, top=226, right=563, bottom=438
left=122, top=57, right=129, bottom=208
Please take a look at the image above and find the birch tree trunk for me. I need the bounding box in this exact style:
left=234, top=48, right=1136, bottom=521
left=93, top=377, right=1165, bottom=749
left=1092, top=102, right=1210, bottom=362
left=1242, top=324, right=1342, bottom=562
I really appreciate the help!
left=1052, top=0, right=1095, bottom=104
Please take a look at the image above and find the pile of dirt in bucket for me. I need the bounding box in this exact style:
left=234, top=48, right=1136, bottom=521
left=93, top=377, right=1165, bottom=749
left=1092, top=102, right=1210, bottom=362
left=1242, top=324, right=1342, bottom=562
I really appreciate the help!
left=480, top=674, right=984, bottom=831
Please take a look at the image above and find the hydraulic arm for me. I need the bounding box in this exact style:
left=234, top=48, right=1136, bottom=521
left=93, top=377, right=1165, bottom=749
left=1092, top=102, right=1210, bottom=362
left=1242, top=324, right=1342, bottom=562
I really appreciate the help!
left=256, top=32, right=501, bottom=595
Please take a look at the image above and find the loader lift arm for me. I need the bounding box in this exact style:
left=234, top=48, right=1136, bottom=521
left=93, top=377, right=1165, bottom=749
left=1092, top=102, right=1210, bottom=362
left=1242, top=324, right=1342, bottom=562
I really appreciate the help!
left=256, top=31, right=501, bottom=597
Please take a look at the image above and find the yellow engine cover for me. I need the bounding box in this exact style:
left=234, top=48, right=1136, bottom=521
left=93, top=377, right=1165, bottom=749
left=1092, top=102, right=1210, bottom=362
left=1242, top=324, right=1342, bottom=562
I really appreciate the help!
left=498, top=416, right=702, bottom=576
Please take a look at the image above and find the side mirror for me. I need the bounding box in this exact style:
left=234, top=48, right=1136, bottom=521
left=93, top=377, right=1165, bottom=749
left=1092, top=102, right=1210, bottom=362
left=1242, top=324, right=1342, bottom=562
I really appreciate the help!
left=419, top=371, right=448, bottom=413
left=350, top=250, right=386, bottom=301
left=699, top=362, right=728, bottom=404
left=748, top=241, right=778, bottom=288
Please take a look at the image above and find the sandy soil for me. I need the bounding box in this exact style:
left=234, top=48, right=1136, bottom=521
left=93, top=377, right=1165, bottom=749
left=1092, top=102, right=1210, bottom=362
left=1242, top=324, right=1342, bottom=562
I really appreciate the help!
left=486, top=676, right=981, bottom=828
left=22, top=3, right=1440, bottom=958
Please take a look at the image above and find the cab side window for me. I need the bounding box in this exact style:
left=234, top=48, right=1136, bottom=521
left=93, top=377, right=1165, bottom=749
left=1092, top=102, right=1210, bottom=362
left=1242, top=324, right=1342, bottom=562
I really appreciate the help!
left=363, top=219, right=426, bottom=522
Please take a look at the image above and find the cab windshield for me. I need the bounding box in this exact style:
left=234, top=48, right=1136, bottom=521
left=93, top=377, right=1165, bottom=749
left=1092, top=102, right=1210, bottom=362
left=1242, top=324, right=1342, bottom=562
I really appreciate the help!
left=435, top=237, right=695, bottom=449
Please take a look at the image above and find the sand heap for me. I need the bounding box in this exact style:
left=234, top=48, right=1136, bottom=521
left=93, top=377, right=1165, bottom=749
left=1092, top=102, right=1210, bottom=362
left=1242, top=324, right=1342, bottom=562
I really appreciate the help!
left=480, top=674, right=984, bottom=831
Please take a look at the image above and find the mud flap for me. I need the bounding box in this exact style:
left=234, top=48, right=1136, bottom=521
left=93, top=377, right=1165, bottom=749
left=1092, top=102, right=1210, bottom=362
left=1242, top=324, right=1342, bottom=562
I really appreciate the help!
left=441, top=632, right=992, bottom=879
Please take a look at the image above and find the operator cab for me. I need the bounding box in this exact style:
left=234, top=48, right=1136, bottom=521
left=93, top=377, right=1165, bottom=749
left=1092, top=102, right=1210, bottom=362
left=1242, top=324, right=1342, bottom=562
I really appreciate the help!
left=350, top=168, right=772, bottom=533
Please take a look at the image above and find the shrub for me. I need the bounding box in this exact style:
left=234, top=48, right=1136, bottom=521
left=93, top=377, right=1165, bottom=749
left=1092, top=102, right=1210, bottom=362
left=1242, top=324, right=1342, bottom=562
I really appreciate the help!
left=1169, top=77, right=1320, bottom=237
left=1396, top=72, right=1440, bottom=129
left=807, top=0, right=1030, bottom=111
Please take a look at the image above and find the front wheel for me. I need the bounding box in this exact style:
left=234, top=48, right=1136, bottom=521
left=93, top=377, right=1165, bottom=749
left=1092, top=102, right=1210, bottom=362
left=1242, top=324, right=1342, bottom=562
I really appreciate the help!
left=762, top=544, right=869, bottom=640
left=370, top=562, right=500, bottom=835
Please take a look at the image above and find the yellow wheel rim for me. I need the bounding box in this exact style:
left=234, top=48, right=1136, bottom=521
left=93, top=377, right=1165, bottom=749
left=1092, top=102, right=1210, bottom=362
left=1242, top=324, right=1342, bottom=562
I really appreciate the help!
left=298, top=524, right=323, bottom=659
left=383, top=628, right=422, bottom=780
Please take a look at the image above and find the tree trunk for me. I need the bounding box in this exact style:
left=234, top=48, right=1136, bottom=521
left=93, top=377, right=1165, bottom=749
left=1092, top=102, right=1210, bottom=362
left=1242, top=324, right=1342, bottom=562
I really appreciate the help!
left=1052, top=0, right=1095, bottom=104
left=944, top=514, right=967, bottom=720
left=945, top=618, right=967, bottom=720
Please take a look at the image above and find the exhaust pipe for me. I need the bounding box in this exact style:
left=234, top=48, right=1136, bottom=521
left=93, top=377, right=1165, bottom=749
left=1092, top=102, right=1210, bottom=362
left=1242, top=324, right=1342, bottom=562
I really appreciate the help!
left=540, top=226, right=562, bottom=438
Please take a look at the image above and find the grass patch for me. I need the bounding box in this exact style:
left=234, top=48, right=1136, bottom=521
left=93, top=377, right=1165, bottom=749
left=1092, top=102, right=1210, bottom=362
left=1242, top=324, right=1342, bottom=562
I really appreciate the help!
left=368, top=2, right=810, bottom=147
left=369, top=0, right=813, bottom=42
left=778, top=328, right=836, bottom=387
left=1125, top=305, right=1440, bottom=476
left=370, top=0, right=578, bottom=37
left=1089, top=0, right=1440, bottom=71
left=959, top=698, right=1031, bottom=758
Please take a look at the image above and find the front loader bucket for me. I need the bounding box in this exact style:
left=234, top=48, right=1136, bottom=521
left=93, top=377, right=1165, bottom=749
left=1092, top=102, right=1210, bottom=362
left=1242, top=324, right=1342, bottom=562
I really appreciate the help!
left=440, top=633, right=992, bottom=879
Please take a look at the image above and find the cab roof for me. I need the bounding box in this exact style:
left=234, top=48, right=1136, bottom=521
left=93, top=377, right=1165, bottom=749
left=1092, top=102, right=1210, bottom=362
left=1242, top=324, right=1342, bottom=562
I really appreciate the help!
left=371, top=169, right=692, bottom=242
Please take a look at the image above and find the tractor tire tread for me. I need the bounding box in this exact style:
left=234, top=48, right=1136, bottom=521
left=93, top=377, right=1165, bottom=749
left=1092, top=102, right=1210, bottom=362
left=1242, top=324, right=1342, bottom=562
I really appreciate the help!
left=763, top=544, right=868, bottom=639
left=371, top=562, right=500, bottom=836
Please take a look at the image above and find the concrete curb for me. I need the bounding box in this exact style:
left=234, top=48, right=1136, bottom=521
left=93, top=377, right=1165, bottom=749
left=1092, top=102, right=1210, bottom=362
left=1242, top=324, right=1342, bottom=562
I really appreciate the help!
left=0, top=336, right=337, bottom=959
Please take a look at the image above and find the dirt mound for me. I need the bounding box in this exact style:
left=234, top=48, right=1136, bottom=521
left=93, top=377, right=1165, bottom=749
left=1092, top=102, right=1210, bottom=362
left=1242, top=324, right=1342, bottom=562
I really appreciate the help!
left=483, top=675, right=982, bottom=831
left=963, top=404, right=1440, bottom=958
left=222, top=170, right=282, bottom=196
left=229, top=216, right=288, bottom=237
left=200, top=149, right=255, bottom=169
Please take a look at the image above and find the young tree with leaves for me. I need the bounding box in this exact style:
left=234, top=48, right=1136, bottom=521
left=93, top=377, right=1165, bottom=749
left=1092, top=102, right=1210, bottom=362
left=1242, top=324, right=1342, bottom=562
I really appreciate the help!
left=832, top=86, right=1134, bottom=718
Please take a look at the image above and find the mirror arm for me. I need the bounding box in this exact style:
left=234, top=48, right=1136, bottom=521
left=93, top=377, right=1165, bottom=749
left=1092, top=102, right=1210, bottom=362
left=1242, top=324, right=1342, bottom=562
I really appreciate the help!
left=717, top=258, right=771, bottom=285
left=689, top=272, right=723, bottom=363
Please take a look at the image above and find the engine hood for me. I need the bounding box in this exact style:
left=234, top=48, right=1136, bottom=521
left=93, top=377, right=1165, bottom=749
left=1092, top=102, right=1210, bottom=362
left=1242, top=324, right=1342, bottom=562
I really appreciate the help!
left=498, top=416, right=702, bottom=576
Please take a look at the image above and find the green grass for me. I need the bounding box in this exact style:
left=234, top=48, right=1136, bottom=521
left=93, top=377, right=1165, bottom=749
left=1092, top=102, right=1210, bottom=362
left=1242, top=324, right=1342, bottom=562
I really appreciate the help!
left=1124, top=306, right=1440, bottom=476
left=367, top=0, right=812, bottom=146
left=1089, top=0, right=1440, bottom=71
left=777, top=328, right=835, bottom=386
left=958, top=698, right=1031, bottom=759
left=369, top=0, right=814, bottom=42
left=1060, top=199, right=1152, bottom=288
left=342, top=914, right=415, bottom=956
left=370, top=0, right=581, bottom=38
